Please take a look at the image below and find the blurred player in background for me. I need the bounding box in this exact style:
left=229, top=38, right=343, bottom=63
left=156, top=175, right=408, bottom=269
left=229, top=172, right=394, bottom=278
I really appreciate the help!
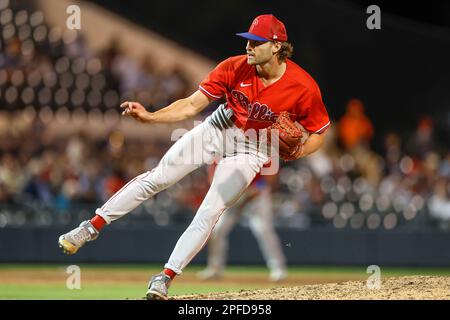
left=198, top=165, right=287, bottom=282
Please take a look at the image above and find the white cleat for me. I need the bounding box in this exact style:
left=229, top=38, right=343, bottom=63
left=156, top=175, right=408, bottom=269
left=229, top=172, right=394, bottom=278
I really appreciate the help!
left=146, top=273, right=172, bottom=300
left=58, top=221, right=99, bottom=255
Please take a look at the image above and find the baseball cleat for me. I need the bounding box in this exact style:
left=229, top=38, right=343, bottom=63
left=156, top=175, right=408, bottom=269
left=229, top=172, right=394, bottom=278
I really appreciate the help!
left=146, top=273, right=172, bottom=300
left=58, top=220, right=99, bottom=255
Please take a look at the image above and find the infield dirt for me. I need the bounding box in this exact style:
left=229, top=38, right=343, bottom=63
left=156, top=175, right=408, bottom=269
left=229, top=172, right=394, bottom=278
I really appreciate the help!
left=174, top=276, right=450, bottom=300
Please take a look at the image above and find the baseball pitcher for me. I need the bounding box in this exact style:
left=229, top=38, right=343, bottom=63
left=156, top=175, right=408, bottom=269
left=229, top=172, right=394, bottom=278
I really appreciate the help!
left=58, top=14, right=330, bottom=300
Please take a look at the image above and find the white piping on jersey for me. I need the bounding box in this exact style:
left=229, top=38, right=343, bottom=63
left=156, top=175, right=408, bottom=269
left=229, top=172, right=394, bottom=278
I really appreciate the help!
left=314, top=121, right=331, bottom=134
left=199, top=85, right=222, bottom=99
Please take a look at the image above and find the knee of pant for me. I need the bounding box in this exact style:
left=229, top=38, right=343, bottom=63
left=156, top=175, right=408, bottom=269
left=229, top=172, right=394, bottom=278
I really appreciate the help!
left=195, top=210, right=224, bottom=232
left=137, top=177, right=162, bottom=195
left=195, top=218, right=217, bottom=234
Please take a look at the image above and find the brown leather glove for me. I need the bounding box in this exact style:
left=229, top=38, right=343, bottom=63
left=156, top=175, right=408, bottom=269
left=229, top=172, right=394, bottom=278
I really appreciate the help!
left=267, top=111, right=304, bottom=161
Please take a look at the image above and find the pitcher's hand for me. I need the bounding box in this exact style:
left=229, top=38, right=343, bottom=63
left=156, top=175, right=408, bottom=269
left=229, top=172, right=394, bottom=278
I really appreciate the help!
left=120, top=101, right=153, bottom=123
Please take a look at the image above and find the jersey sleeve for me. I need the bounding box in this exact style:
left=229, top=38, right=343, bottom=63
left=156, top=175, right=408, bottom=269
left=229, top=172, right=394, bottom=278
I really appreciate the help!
left=199, top=58, right=235, bottom=100
left=296, top=90, right=330, bottom=134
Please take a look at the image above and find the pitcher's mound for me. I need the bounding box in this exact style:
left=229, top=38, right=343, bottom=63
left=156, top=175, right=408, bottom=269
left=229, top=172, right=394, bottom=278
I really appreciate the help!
left=174, top=276, right=450, bottom=300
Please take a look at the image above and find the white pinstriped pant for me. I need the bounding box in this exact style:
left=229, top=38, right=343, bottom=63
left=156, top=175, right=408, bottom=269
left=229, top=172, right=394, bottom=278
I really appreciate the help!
left=95, top=117, right=270, bottom=274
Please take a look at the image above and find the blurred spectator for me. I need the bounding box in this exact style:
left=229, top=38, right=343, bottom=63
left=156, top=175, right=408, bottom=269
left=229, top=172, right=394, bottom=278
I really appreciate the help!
left=407, top=116, right=436, bottom=159
left=101, top=168, right=126, bottom=202
left=336, top=99, right=380, bottom=187
left=338, top=98, right=374, bottom=151
left=0, top=153, right=26, bottom=197
left=4, top=37, right=22, bottom=69
left=439, top=152, right=450, bottom=178
left=428, top=178, right=450, bottom=227
left=383, top=132, right=402, bottom=174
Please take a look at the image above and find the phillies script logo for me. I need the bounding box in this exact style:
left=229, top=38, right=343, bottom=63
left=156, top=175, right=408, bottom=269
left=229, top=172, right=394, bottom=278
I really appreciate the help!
left=231, top=90, right=278, bottom=122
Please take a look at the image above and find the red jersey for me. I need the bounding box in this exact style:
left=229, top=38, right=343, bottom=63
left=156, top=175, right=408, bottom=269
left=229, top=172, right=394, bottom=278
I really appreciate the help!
left=199, top=55, right=330, bottom=134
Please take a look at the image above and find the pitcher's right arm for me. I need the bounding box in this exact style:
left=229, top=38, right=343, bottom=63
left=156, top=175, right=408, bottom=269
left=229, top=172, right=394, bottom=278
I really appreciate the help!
left=120, top=90, right=212, bottom=123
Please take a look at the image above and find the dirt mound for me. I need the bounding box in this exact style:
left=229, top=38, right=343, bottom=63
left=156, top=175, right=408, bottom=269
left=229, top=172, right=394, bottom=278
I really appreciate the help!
left=174, top=276, right=450, bottom=300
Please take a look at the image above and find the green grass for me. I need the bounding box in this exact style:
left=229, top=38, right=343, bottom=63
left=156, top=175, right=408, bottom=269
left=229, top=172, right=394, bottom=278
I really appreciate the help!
left=3, top=263, right=450, bottom=275
left=1, top=283, right=138, bottom=300
left=1, top=264, right=450, bottom=300
left=1, top=283, right=245, bottom=300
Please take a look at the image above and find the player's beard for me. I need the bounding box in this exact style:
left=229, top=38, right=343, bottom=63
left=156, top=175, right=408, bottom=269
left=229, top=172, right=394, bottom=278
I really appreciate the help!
left=248, top=54, right=274, bottom=66
left=246, top=40, right=274, bottom=65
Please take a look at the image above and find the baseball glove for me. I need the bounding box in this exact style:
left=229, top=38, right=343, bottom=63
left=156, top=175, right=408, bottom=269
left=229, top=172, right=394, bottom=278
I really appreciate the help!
left=267, top=111, right=304, bottom=161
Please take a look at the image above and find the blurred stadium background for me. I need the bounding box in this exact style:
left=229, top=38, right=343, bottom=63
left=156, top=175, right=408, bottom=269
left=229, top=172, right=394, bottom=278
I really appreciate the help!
left=1, top=0, right=450, bottom=299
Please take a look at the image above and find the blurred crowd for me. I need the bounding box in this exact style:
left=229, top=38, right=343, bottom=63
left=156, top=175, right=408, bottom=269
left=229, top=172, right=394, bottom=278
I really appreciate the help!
left=0, top=0, right=191, bottom=114
left=0, top=1, right=449, bottom=230
left=1, top=98, right=449, bottom=231
left=0, top=112, right=210, bottom=227
left=275, top=99, right=450, bottom=231
left=0, top=0, right=198, bottom=227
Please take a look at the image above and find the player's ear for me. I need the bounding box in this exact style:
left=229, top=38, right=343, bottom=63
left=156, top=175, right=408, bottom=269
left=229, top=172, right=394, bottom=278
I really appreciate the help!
left=271, top=41, right=282, bottom=55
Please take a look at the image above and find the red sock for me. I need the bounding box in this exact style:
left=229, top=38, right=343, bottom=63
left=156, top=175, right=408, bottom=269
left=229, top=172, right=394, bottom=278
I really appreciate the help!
left=90, top=215, right=107, bottom=231
left=163, top=268, right=177, bottom=279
